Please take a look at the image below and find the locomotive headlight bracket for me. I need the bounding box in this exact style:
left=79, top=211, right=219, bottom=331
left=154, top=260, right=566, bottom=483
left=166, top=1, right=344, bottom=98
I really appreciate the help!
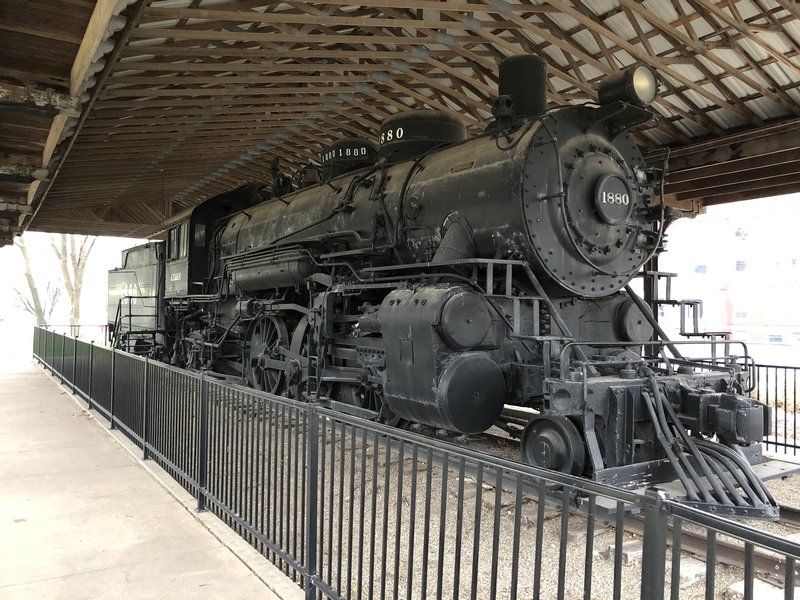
left=586, top=65, right=658, bottom=137
left=598, top=64, right=659, bottom=108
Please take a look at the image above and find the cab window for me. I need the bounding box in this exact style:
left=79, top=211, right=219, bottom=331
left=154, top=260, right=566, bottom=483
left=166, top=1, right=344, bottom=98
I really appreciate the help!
left=194, top=223, right=206, bottom=247
left=179, top=222, right=188, bottom=257
left=168, top=222, right=189, bottom=260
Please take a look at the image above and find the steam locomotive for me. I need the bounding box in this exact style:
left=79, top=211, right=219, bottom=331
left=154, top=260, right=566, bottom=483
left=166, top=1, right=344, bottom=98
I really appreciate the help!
left=108, top=56, right=777, bottom=518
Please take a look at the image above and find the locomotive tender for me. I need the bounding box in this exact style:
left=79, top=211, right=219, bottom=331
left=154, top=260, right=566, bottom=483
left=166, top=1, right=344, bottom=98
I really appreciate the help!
left=108, top=56, right=777, bottom=517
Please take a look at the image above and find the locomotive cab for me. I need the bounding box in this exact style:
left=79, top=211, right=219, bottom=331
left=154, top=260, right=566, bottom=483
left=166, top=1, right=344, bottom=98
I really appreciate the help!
left=163, top=183, right=269, bottom=298
left=164, top=219, right=190, bottom=297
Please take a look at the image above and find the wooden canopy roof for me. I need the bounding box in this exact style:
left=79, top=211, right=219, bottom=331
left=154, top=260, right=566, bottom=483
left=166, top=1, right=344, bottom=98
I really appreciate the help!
left=4, top=0, right=800, bottom=245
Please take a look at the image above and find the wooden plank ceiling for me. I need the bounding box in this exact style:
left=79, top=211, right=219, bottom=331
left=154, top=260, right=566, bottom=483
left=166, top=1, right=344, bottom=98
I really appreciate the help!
left=5, top=0, right=800, bottom=243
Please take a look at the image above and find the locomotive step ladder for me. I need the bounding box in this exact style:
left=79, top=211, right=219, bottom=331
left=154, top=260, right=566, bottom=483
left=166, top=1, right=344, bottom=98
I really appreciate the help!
left=111, top=295, right=160, bottom=355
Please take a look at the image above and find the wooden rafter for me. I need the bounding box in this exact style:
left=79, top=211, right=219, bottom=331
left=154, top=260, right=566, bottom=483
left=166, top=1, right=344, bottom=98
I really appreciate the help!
left=11, top=0, right=800, bottom=240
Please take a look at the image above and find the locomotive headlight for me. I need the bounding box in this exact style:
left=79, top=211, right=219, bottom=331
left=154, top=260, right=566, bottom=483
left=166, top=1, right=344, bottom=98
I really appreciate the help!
left=598, top=65, right=658, bottom=107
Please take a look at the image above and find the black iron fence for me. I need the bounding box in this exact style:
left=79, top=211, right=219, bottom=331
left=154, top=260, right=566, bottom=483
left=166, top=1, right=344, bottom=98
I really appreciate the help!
left=31, top=327, right=800, bottom=600
left=753, top=364, right=800, bottom=456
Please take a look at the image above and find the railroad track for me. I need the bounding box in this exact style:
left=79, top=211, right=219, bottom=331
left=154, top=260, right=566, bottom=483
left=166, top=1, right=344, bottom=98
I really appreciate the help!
left=621, top=508, right=800, bottom=588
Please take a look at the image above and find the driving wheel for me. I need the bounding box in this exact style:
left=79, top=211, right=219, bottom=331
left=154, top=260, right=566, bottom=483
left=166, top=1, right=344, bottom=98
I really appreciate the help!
left=521, top=416, right=586, bottom=476
left=245, top=316, right=289, bottom=394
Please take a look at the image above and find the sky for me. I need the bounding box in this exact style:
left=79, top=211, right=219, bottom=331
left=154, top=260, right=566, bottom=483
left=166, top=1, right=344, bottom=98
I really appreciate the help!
left=1, top=192, right=798, bottom=369
left=0, top=233, right=146, bottom=368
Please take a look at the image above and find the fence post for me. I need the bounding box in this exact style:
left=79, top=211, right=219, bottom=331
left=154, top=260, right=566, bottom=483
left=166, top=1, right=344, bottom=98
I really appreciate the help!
left=142, top=357, right=150, bottom=460
left=196, top=372, right=209, bottom=511
left=640, top=490, right=668, bottom=600
left=49, top=330, right=55, bottom=375
left=110, top=349, right=116, bottom=430
left=305, top=404, right=320, bottom=599
left=71, top=336, right=77, bottom=393
left=60, top=334, right=66, bottom=384
left=87, top=342, right=94, bottom=411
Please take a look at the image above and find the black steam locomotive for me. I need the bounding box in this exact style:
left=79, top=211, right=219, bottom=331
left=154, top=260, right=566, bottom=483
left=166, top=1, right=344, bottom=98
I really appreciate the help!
left=108, top=56, right=777, bottom=518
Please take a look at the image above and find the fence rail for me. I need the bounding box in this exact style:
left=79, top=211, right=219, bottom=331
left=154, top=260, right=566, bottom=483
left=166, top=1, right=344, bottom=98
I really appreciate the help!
left=30, top=327, right=800, bottom=600
left=37, top=323, right=110, bottom=345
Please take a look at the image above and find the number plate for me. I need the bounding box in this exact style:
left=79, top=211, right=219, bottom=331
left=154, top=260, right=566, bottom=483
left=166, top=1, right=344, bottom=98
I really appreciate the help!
left=594, top=174, right=633, bottom=225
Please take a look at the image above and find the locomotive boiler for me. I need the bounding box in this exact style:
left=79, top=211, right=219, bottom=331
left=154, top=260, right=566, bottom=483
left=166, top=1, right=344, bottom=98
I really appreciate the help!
left=109, top=56, right=777, bottom=518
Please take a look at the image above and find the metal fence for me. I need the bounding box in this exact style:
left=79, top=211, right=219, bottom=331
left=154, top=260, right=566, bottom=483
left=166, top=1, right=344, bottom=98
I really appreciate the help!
left=30, top=326, right=800, bottom=600
left=753, top=364, right=800, bottom=455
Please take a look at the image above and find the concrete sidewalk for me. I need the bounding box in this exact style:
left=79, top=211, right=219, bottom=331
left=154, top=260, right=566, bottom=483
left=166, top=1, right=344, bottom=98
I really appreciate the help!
left=0, top=360, right=302, bottom=600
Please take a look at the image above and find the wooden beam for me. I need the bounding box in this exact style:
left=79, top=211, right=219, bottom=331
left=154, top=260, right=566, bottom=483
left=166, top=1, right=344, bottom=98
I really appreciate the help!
left=127, top=27, right=443, bottom=46
left=538, top=0, right=752, bottom=122
left=0, top=165, right=49, bottom=183
left=0, top=23, right=83, bottom=46
left=101, top=83, right=369, bottom=97
left=71, top=0, right=124, bottom=97
left=703, top=183, right=800, bottom=205
left=692, top=0, right=800, bottom=78
left=667, top=146, right=800, bottom=186
left=619, top=0, right=797, bottom=116
left=667, top=156, right=800, bottom=195
left=23, top=0, right=153, bottom=235
left=647, top=121, right=800, bottom=172
left=0, top=82, right=80, bottom=116
left=0, top=152, right=42, bottom=168
left=120, top=47, right=428, bottom=59
left=0, top=202, right=33, bottom=215
left=31, top=0, right=125, bottom=183
left=142, top=6, right=492, bottom=30
left=668, top=171, right=800, bottom=202
left=40, top=114, right=70, bottom=168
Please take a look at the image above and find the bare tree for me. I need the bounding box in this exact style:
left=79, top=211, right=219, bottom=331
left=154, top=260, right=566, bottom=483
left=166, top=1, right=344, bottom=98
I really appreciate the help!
left=49, top=234, right=96, bottom=336
left=13, top=236, right=61, bottom=326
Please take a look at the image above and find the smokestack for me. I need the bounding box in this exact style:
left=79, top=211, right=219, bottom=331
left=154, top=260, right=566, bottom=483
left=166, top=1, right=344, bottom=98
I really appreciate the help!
left=495, top=55, right=547, bottom=123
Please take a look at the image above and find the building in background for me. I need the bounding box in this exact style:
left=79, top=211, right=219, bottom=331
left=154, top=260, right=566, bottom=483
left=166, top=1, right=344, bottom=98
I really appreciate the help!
left=659, top=193, right=800, bottom=366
